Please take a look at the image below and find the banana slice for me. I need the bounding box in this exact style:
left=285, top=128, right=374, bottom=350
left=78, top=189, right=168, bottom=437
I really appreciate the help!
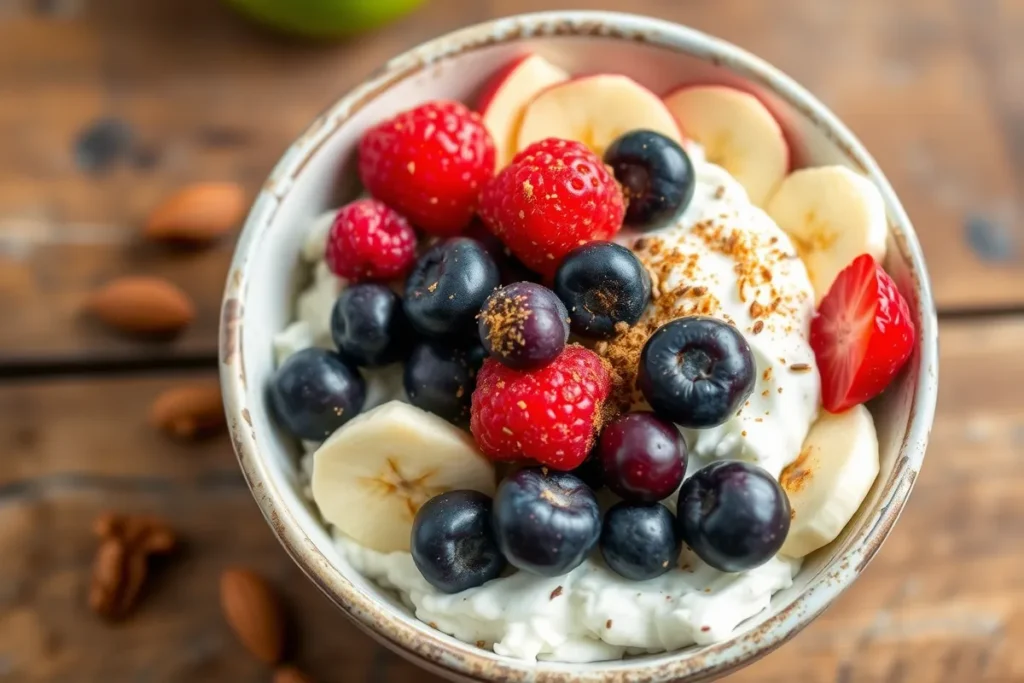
left=516, top=74, right=682, bottom=157
left=779, top=404, right=879, bottom=558
left=311, top=401, right=496, bottom=553
left=662, top=85, right=789, bottom=206
left=766, top=166, right=888, bottom=304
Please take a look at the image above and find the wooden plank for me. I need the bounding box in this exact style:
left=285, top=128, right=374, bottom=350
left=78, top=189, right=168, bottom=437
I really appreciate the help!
left=0, top=373, right=431, bottom=682
left=0, top=0, right=491, bottom=364
left=2, top=0, right=1023, bottom=363
left=0, top=316, right=1021, bottom=681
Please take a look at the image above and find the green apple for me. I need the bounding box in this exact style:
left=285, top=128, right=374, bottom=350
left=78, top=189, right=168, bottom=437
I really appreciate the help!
left=224, top=0, right=426, bottom=39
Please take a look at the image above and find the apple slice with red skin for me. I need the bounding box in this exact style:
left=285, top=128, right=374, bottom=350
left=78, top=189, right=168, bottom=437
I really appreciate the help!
left=516, top=74, right=683, bottom=158
left=478, top=54, right=570, bottom=170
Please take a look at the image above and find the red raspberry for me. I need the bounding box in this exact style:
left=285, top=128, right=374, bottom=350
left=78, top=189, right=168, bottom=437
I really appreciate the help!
left=470, top=345, right=612, bottom=470
left=325, top=199, right=417, bottom=281
left=478, top=138, right=625, bottom=278
left=358, top=100, right=496, bottom=237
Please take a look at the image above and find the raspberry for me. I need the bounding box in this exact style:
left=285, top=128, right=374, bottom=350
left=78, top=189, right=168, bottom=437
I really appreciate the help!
left=470, top=345, right=612, bottom=470
left=358, top=100, right=496, bottom=237
left=325, top=199, right=417, bottom=281
left=478, top=138, right=625, bottom=278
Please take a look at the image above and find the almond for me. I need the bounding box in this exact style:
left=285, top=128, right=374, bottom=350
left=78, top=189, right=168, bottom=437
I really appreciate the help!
left=85, top=276, right=194, bottom=335
left=273, top=666, right=314, bottom=683
left=144, top=182, right=245, bottom=245
left=149, top=382, right=225, bottom=439
left=220, top=568, right=286, bottom=665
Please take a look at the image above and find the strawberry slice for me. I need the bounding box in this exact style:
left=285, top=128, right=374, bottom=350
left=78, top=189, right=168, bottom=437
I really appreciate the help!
left=810, top=254, right=916, bottom=413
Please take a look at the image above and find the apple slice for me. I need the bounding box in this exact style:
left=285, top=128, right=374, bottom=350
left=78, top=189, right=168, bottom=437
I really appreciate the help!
left=516, top=74, right=683, bottom=158
left=479, top=54, right=570, bottom=170
left=663, top=85, right=789, bottom=206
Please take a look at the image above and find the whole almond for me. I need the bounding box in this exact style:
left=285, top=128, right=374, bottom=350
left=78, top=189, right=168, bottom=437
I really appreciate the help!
left=145, top=182, right=245, bottom=245
left=149, top=382, right=225, bottom=439
left=220, top=568, right=286, bottom=665
left=273, top=666, right=314, bottom=683
left=85, top=276, right=194, bottom=335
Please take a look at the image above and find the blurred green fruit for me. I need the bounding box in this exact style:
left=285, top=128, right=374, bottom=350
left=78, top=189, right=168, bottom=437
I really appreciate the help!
left=224, top=0, right=426, bottom=39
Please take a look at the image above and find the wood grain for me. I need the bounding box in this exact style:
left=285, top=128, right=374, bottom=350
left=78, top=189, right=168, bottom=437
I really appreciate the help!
left=2, top=0, right=1023, bottom=364
left=0, top=318, right=1021, bottom=681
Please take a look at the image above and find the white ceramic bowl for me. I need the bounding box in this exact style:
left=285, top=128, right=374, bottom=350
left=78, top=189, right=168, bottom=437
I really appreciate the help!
left=220, top=11, right=938, bottom=682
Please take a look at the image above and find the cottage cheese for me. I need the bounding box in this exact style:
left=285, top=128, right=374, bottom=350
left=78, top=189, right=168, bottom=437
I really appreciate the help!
left=273, top=148, right=819, bottom=663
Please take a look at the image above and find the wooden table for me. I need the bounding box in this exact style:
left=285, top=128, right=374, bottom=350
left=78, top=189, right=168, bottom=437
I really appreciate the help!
left=1, top=1, right=1022, bottom=681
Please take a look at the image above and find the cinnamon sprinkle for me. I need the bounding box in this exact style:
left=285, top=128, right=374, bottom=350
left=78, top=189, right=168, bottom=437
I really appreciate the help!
left=479, top=289, right=531, bottom=359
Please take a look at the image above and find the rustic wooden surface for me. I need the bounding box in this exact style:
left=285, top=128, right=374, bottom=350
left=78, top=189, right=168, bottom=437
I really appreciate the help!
left=1, top=0, right=1023, bottom=681
left=2, top=0, right=1023, bottom=365
left=0, top=320, right=1022, bottom=682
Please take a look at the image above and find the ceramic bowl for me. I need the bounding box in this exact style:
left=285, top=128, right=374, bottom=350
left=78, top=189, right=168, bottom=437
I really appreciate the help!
left=220, top=11, right=938, bottom=682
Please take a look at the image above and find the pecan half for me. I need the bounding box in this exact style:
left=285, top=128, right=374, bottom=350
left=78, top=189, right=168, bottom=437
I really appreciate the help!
left=88, top=512, right=177, bottom=620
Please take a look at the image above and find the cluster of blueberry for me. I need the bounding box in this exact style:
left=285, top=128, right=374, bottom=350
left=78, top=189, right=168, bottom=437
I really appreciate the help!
left=267, top=96, right=794, bottom=594
left=414, top=403, right=790, bottom=594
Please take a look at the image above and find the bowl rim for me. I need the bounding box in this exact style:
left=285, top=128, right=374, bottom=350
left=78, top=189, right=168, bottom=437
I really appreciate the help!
left=220, top=10, right=939, bottom=682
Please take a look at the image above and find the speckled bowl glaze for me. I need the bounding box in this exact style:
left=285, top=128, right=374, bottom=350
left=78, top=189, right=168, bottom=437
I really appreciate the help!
left=220, top=11, right=938, bottom=682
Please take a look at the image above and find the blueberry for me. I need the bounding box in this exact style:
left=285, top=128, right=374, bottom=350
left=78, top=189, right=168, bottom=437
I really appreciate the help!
left=553, top=241, right=652, bottom=339
left=404, top=341, right=478, bottom=424
left=676, top=461, right=790, bottom=573
left=464, top=342, right=489, bottom=372
left=330, top=284, right=411, bottom=367
left=597, top=412, right=687, bottom=503
left=637, top=316, right=755, bottom=428
left=570, top=450, right=605, bottom=492
left=600, top=502, right=681, bottom=580
left=492, top=468, right=601, bottom=577
left=478, top=282, right=568, bottom=370
left=268, top=347, right=366, bottom=441
left=404, top=238, right=500, bottom=338
left=411, top=490, right=507, bottom=593
left=604, top=130, right=696, bottom=230
left=465, top=219, right=540, bottom=285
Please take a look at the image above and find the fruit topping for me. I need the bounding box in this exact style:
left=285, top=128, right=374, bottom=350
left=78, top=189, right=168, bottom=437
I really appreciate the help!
left=662, top=85, right=788, bottom=206
left=268, top=347, right=366, bottom=441
left=470, top=345, right=611, bottom=470
left=516, top=74, right=682, bottom=157
left=810, top=253, right=915, bottom=413
left=603, top=129, right=696, bottom=229
left=479, top=138, right=625, bottom=278
left=411, top=490, right=507, bottom=593
left=596, top=412, right=686, bottom=503
left=324, top=199, right=417, bottom=282
left=311, top=401, right=496, bottom=553
left=330, top=283, right=411, bottom=367
left=404, top=341, right=479, bottom=425
left=637, top=316, right=756, bottom=429
left=600, top=502, right=681, bottom=581
left=404, top=237, right=500, bottom=338
left=478, top=54, right=570, bottom=169
left=478, top=282, right=569, bottom=370
left=569, top=450, right=605, bottom=491
left=358, top=100, right=496, bottom=236
left=766, top=166, right=888, bottom=303
left=492, top=467, right=600, bottom=576
left=676, top=460, right=790, bottom=572
left=780, top=405, right=879, bottom=558
left=553, top=241, right=651, bottom=339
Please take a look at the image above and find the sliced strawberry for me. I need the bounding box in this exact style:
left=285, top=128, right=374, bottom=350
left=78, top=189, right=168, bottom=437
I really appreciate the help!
left=810, top=254, right=916, bottom=413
